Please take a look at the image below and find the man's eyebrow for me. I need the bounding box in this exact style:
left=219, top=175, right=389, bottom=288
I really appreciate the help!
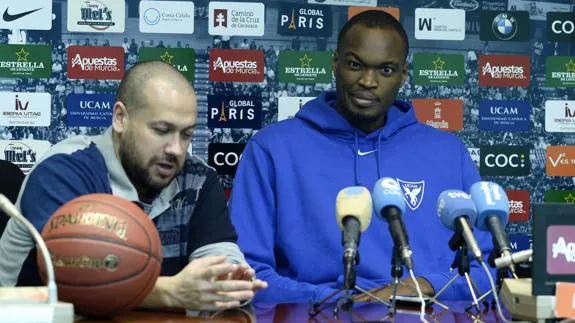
left=343, top=52, right=402, bottom=67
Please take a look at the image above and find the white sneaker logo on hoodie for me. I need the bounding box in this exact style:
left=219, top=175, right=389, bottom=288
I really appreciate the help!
left=357, top=149, right=376, bottom=156
left=397, top=178, right=425, bottom=210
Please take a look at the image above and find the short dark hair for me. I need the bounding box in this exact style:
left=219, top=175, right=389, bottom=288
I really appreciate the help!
left=337, top=10, right=409, bottom=60
left=116, top=60, right=191, bottom=112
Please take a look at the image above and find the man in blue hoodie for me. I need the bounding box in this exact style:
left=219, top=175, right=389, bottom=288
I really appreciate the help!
left=230, top=10, right=491, bottom=304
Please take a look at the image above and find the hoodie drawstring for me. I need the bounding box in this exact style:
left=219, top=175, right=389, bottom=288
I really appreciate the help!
left=354, top=133, right=360, bottom=186
left=354, top=131, right=384, bottom=187
left=376, top=130, right=383, bottom=180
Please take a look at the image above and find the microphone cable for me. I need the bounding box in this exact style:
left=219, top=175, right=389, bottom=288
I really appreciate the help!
left=408, top=269, right=429, bottom=323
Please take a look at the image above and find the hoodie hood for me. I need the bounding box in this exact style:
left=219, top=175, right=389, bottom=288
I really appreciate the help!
left=295, top=91, right=419, bottom=185
left=295, top=91, right=418, bottom=141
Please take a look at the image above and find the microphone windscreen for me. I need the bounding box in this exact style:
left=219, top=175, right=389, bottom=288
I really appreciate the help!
left=437, top=190, right=478, bottom=231
left=372, top=177, right=406, bottom=220
left=336, top=186, right=372, bottom=232
left=470, top=181, right=509, bottom=231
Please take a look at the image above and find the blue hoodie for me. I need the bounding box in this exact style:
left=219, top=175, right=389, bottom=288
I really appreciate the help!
left=230, top=91, right=492, bottom=304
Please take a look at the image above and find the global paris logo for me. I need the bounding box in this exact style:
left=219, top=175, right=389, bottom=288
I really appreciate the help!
left=479, top=55, right=530, bottom=87
left=207, top=95, right=262, bottom=129
left=77, top=0, right=115, bottom=31
left=277, top=3, right=331, bottom=37
left=67, top=46, right=124, bottom=80
left=548, top=57, right=575, bottom=87
left=547, top=225, right=575, bottom=274
left=209, top=49, right=264, bottom=82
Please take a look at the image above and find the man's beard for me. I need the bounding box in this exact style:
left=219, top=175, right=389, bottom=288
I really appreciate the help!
left=118, top=131, right=178, bottom=197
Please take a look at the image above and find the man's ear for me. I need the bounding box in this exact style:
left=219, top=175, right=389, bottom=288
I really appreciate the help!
left=112, top=101, right=128, bottom=134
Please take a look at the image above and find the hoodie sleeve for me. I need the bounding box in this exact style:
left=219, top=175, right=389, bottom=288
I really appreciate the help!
left=229, top=139, right=341, bottom=303
left=423, top=142, right=495, bottom=300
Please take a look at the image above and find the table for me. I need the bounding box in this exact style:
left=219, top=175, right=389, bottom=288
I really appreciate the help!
left=77, top=301, right=506, bottom=322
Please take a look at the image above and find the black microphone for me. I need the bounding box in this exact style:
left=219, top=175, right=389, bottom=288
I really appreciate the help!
left=372, top=178, right=413, bottom=270
left=335, top=186, right=372, bottom=290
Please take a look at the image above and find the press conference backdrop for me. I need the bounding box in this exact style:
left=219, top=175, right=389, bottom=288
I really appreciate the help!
left=0, top=0, right=573, bottom=247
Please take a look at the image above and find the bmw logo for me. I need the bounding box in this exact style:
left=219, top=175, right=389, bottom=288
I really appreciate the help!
left=492, top=13, right=518, bottom=40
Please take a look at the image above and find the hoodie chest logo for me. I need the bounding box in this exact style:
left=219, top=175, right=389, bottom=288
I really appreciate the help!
left=357, top=149, right=377, bottom=156
left=397, top=178, right=425, bottom=210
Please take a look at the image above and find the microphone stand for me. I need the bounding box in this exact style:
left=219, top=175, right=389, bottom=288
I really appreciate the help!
left=430, top=227, right=485, bottom=312
left=389, top=246, right=403, bottom=317
left=308, top=250, right=391, bottom=319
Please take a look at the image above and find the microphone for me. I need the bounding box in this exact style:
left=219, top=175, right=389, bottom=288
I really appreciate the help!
left=437, top=190, right=483, bottom=261
left=372, top=177, right=413, bottom=270
left=335, top=186, right=372, bottom=290
left=0, top=194, right=73, bottom=322
left=469, top=181, right=515, bottom=273
left=494, top=249, right=532, bottom=269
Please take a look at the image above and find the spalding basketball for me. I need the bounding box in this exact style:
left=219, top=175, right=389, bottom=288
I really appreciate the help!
left=37, top=194, right=162, bottom=317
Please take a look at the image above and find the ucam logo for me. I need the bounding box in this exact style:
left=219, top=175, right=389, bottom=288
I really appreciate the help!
left=396, top=178, right=425, bottom=210
left=67, top=94, right=115, bottom=127
left=479, top=100, right=531, bottom=132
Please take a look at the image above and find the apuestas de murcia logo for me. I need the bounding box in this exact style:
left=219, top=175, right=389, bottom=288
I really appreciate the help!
left=509, top=199, right=524, bottom=214
left=482, top=63, right=526, bottom=79
left=213, top=57, right=258, bottom=74
left=71, top=54, right=119, bottom=71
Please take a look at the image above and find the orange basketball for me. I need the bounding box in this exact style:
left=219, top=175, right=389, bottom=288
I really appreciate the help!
left=37, top=194, right=162, bottom=317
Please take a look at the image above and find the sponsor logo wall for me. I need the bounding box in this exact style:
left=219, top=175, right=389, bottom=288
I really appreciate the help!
left=1, top=2, right=574, bottom=238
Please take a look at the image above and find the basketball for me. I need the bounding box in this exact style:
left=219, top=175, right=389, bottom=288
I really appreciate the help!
left=37, top=194, right=163, bottom=317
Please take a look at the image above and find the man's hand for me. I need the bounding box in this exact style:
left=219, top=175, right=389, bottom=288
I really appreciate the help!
left=352, top=277, right=434, bottom=303
left=216, top=263, right=268, bottom=294
left=168, top=255, right=267, bottom=311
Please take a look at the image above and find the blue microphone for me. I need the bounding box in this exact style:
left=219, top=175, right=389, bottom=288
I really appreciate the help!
left=470, top=181, right=514, bottom=272
left=372, top=177, right=413, bottom=270
left=437, top=190, right=483, bottom=261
